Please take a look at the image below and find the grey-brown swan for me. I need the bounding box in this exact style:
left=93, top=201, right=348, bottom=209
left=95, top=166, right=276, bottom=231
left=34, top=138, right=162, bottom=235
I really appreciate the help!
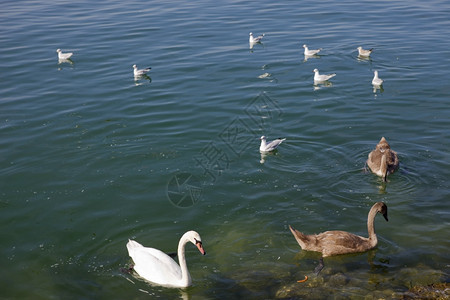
left=367, top=137, right=399, bottom=182
left=289, top=202, right=388, bottom=273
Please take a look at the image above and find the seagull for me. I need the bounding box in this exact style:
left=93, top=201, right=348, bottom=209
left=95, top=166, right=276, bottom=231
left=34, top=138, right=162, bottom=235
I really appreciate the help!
left=56, top=49, right=73, bottom=60
left=303, top=44, right=322, bottom=56
left=249, top=32, right=265, bottom=44
left=372, top=70, right=383, bottom=86
left=133, top=64, right=151, bottom=77
left=357, top=46, right=373, bottom=57
left=313, top=68, right=336, bottom=83
left=260, top=136, right=286, bottom=153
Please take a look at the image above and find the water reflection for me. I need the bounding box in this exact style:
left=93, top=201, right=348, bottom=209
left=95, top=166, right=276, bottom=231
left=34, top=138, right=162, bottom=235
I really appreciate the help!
left=357, top=55, right=372, bottom=62
left=260, top=152, right=268, bottom=164
left=134, top=74, right=152, bottom=85
left=257, top=72, right=278, bottom=83
left=58, top=58, right=74, bottom=65
left=258, top=72, right=271, bottom=79
left=249, top=39, right=264, bottom=50
left=249, top=40, right=265, bottom=50
left=57, top=58, right=74, bottom=70
left=372, top=84, right=384, bottom=94
left=313, top=81, right=333, bottom=90
left=303, top=54, right=320, bottom=62
left=259, top=150, right=280, bottom=164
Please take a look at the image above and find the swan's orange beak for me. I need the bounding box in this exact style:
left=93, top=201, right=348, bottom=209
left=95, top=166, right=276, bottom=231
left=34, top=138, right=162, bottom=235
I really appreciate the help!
left=196, top=241, right=206, bottom=255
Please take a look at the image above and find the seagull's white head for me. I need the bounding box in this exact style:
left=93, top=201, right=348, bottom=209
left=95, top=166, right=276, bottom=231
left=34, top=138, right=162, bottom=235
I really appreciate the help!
left=260, top=136, right=266, bottom=140
left=132, top=64, right=137, bottom=69
left=56, top=49, right=61, bottom=53
left=357, top=46, right=362, bottom=50
left=313, top=68, right=319, bottom=73
left=249, top=32, right=253, bottom=36
left=303, top=44, right=307, bottom=48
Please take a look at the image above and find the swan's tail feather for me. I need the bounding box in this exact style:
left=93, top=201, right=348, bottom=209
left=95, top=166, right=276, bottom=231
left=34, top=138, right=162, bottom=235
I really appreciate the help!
left=126, top=239, right=144, bottom=253
left=289, top=225, right=309, bottom=249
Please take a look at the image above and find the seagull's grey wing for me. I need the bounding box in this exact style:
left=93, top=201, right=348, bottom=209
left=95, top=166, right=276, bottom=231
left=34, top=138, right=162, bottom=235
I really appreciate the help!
left=266, top=139, right=285, bottom=150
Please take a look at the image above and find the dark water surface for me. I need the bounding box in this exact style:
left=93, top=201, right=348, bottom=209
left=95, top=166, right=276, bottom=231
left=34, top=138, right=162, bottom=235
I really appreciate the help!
left=1, top=0, right=449, bottom=298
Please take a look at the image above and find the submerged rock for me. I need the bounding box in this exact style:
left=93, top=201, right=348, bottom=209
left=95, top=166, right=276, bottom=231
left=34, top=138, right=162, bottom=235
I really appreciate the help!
left=396, top=266, right=444, bottom=288
left=402, top=282, right=449, bottom=299
left=275, top=276, right=326, bottom=298
left=328, top=272, right=350, bottom=286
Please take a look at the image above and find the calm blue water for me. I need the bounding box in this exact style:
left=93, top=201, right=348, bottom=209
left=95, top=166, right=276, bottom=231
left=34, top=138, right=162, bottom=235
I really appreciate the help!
left=1, top=0, right=449, bottom=298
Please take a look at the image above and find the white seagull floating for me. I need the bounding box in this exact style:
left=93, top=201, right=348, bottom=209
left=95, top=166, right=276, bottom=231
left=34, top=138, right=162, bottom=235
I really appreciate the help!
left=249, top=32, right=265, bottom=44
left=303, top=44, right=322, bottom=56
left=357, top=46, right=373, bottom=57
left=372, top=70, right=383, bottom=86
left=133, top=64, right=151, bottom=77
left=260, top=136, right=286, bottom=153
left=56, top=49, right=73, bottom=60
left=313, top=68, right=336, bottom=83
left=126, top=231, right=206, bottom=288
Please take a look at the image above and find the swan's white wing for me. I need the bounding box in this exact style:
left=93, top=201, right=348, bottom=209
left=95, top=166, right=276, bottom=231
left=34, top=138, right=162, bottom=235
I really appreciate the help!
left=127, top=241, right=182, bottom=285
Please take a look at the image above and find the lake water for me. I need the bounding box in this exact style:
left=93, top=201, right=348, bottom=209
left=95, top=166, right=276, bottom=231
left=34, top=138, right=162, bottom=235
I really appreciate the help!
left=1, top=0, right=449, bottom=298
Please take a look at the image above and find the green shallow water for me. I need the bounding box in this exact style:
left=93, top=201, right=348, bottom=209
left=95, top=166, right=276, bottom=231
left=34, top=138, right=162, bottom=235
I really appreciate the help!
left=1, top=0, right=449, bottom=299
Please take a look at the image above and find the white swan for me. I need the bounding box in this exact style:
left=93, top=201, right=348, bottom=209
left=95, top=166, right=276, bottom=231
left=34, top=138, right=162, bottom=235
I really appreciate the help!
left=126, top=230, right=206, bottom=288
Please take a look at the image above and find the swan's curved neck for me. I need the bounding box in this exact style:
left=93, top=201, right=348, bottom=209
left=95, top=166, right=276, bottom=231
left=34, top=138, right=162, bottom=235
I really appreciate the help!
left=367, top=207, right=378, bottom=246
left=177, top=234, right=192, bottom=286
